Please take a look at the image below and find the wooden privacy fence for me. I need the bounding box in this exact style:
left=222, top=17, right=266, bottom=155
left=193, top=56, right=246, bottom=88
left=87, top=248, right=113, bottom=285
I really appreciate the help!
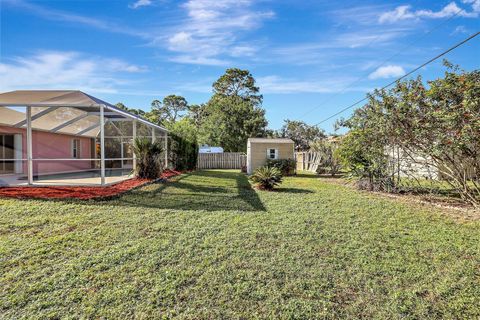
left=197, top=152, right=246, bottom=169
left=296, top=152, right=323, bottom=173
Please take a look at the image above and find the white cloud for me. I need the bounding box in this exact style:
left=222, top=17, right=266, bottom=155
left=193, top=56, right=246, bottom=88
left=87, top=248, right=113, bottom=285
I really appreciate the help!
left=463, top=0, right=480, bottom=12
left=379, top=2, right=478, bottom=23
left=452, top=25, right=469, bottom=34
left=175, top=79, right=214, bottom=93
left=0, top=51, right=145, bottom=93
left=169, top=55, right=230, bottom=66
left=129, top=0, right=152, bottom=9
left=105, top=59, right=148, bottom=73
left=368, top=65, right=406, bottom=79
left=230, top=45, right=257, bottom=57
left=268, top=29, right=407, bottom=66
left=257, top=76, right=368, bottom=94
left=258, top=76, right=332, bottom=93
left=416, top=2, right=477, bottom=18
left=5, top=0, right=272, bottom=66
left=168, top=31, right=194, bottom=51
left=163, top=0, right=274, bottom=64
left=4, top=0, right=149, bottom=38
left=337, top=30, right=403, bottom=48
left=379, top=5, right=415, bottom=23
left=331, top=4, right=393, bottom=26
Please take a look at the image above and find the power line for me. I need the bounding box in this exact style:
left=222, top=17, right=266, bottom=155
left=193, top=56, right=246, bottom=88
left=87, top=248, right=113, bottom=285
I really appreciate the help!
left=296, top=7, right=466, bottom=121
left=312, top=30, right=480, bottom=128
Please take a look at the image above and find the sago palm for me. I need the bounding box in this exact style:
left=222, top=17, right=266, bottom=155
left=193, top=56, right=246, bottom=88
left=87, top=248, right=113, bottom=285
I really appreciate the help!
left=249, top=166, right=283, bottom=190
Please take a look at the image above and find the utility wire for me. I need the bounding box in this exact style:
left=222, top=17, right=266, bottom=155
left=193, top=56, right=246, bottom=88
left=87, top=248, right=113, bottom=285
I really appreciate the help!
left=313, top=30, right=480, bottom=127
left=296, top=7, right=466, bottom=120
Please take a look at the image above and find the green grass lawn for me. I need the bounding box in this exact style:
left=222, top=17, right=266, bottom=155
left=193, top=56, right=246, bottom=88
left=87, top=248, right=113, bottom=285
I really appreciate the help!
left=1, top=170, right=479, bottom=319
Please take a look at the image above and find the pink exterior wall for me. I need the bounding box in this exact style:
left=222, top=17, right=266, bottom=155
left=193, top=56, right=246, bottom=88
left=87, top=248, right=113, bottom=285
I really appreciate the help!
left=0, top=125, right=94, bottom=175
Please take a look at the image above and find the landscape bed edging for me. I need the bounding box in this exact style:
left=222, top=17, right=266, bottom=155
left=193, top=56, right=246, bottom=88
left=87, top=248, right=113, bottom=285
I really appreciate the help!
left=0, top=170, right=183, bottom=201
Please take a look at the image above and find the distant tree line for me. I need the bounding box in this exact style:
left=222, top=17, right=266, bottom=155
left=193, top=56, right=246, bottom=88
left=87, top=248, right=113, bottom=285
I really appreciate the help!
left=117, top=68, right=327, bottom=153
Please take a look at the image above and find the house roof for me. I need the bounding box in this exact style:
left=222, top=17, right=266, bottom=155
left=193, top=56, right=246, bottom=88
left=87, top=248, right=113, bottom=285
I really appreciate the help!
left=0, top=90, right=115, bottom=108
left=0, top=90, right=167, bottom=137
left=248, top=138, right=294, bottom=144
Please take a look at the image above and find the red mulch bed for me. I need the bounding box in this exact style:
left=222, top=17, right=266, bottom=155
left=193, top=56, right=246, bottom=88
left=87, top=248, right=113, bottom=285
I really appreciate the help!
left=0, top=169, right=182, bottom=200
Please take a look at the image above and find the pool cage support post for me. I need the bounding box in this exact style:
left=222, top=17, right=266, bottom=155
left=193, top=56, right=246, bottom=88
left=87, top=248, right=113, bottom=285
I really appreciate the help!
left=164, top=132, right=168, bottom=169
left=100, top=105, right=106, bottom=185
left=132, top=120, right=137, bottom=172
left=26, top=106, right=33, bottom=185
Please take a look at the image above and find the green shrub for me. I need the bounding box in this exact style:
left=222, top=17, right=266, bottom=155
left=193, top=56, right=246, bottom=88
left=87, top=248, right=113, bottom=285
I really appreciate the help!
left=265, top=158, right=296, bottom=175
left=336, top=63, right=480, bottom=206
left=133, top=137, right=164, bottom=179
left=309, top=139, right=342, bottom=176
left=249, top=166, right=283, bottom=190
left=165, top=119, right=199, bottom=171
left=168, top=133, right=198, bottom=171
left=335, top=130, right=393, bottom=192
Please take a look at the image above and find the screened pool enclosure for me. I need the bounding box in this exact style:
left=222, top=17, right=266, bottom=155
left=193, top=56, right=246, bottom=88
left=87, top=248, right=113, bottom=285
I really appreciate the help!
left=0, top=90, right=168, bottom=186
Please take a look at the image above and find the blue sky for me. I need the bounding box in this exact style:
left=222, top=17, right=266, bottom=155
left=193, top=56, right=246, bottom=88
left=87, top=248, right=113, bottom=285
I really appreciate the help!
left=1, top=0, right=479, bottom=132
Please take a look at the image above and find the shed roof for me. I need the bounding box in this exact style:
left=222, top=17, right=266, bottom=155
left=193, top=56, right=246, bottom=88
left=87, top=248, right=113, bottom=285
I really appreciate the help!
left=248, top=138, right=294, bottom=144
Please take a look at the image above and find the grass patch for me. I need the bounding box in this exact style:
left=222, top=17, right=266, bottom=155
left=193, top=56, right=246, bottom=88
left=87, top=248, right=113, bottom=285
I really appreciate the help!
left=1, top=170, right=479, bottom=319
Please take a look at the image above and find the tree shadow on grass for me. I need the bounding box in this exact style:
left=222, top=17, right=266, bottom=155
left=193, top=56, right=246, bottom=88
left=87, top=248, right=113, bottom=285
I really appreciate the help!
left=274, top=188, right=314, bottom=194
left=293, top=173, right=345, bottom=179
left=192, top=169, right=244, bottom=180
left=293, top=173, right=320, bottom=179
left=106, top=170, right=267, bottom=212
